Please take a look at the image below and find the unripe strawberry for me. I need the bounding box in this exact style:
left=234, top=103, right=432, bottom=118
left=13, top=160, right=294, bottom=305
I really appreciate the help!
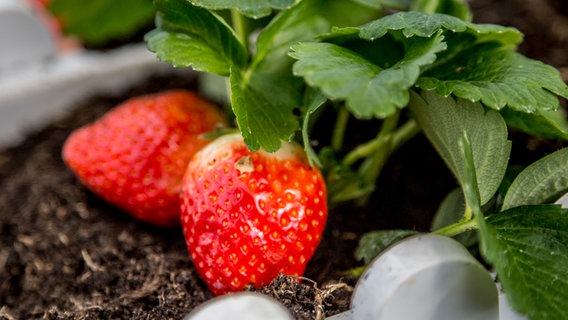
left=63, top=90, right=226, bottom=227
left=180, top=133, right=328, bottom=295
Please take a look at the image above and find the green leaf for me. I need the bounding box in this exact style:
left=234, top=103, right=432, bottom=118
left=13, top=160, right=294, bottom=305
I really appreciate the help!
left=359, top=11, right=521, bottom=46
left=230, top=68, right=301, bottom=152
left=189, top=0, right=295, bottom=18
left=355, top=230, right=418, bottom=264
left=417, top=46, right=568, bottom=113
left=409, top=91, right=511, bottom=206
left=481, top=205, right=568, bottom=320
left=458, top=131, right=491, bottom=248
left=500, top=107, right=568, bottom=141
left=145, top=0, right=247, bottom=76
left=290, top=33, right=446, bottom=118
left=459, top=132, right=481, bottom=214
left=458, top=131, right=495, bottom=255
left=301, top=89, right=328, bottom=168
left=254, top=0, right=379, bottom=75
left=502, top=147, right=568, bottom=210
left=493, top=165, right=524, bottom=213
left=234, top=0, right=380, bottom=151
left=50, top=0, right=155, bottom=46
left=290, top=11, right=524, bottom=119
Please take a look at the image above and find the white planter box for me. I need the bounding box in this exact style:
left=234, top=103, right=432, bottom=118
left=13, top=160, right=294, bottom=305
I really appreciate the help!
left=0, top=44, right=189, bottom=148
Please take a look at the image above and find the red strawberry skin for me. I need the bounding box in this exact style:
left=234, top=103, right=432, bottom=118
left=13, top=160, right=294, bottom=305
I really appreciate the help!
left=62, top=90, right=226, bottom=227
left=180, top=133, right=328, bottom=295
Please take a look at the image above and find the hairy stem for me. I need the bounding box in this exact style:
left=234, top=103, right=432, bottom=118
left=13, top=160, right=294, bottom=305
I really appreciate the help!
left=343, top=115, right=419, bottom=166
left=353, top=114, right=399, bottom=205
left=392, top=119, right=420, bottom=150
left=432, top=218, right=479, bottom=237
left=463, top=205, right=473, bottom=221
left=358, top=133, right=393, bottom=185
left=231, top=9, right=248, bottom=47
left=331, top=106, right=350, bottom=152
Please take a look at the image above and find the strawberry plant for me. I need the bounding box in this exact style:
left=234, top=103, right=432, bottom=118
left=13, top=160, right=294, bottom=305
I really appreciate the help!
left=142, top=0, right=568, bottom=318
left=49, top=0, right=568, bottom=318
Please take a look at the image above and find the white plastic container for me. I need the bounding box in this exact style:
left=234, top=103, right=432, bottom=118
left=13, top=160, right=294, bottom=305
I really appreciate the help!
left=184, top=292, right=293, bottom=320
left=351, top=234, right=498, bottom=320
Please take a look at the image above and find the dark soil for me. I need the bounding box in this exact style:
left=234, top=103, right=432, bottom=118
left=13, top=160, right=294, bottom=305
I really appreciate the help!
left=1, top=0, right=567, bottom=319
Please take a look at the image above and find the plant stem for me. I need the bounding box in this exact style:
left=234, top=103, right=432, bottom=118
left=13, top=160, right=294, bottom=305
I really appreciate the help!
left=338, top=115, right=421, bottom=205
left=358, top=133, right=393, bottom=184
left=413, top=0, right=439, bottom=14
left=353, top=114, right=399, bottom=205
left=343, top=116, right=419, bottom=166
left=392, top=119, right=420, bottom=151
left=463, top=205, right=473, bottom=221
left=343, top=136, right=380, bottom=166
left=331, top=106, right=350, bottom=152
left=344, top=265, right=367, bottom=278
left=231, top=9, right=248, bottom=46
left=432, top=218, right=479, bottom=237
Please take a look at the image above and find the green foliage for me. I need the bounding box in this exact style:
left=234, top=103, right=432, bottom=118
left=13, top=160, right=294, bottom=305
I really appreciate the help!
left=289, top=10, right=565, bottom=122
left=189, top=0, right=295, bottom=18
left=301, top=89, right=327, bottom=167
left=149, top=0, right=381, bottom=151
left=500, top=107, right=568, bottom=141
left=147, top=2, right=568, bottom=152
left=456, top=133, right=568, bottom=320
left=290, top=34, right=446, bottom=118
left=49, top=0, right=155, bottom=46
left=357, top=11, right=520, bottom=43
left=229, top=67, right=302, bottom=152
left=417, top=47, right=568, bottom=113
left=352, top=0, right=412, bottom=10
left=482, top=205, right=568, bottom=320
left=409, top=91, right=511, bottom=206
left=145, top=0, right=247, bottom=75
left=502, top=147, right=568, bottom=210
left=437, top=129, right=568, bottom=320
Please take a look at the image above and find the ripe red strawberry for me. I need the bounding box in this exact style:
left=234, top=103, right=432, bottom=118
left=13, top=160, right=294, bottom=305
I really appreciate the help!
left=180, top=133, right=328, bottom=295
left=62, top=90, right=226, bottom=227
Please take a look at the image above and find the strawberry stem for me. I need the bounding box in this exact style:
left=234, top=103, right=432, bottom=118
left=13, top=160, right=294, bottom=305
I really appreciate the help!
left=392, top=119, right=420, bottom=151
left=431, top=218, right=479, bottom=237
left=354, top=114, right=399, bottom=204
left=463, top=205, right=474, bottom=221
left=335, top=114, right=421, bottom=205
left=343, top=117, right=420, bottom=167
left=231, top=9, right=248, bottom=49
left=331, top=105, right=350, bottom=152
